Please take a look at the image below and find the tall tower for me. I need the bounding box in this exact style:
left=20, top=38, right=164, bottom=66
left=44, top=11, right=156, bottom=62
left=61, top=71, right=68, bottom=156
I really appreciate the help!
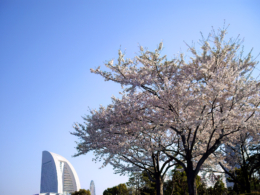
left=90, top=180, right=96, bottom=195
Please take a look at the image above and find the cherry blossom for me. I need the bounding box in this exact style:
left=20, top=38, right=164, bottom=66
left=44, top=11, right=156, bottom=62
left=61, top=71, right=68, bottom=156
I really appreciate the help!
left=72, top=27, right=260, bottom=195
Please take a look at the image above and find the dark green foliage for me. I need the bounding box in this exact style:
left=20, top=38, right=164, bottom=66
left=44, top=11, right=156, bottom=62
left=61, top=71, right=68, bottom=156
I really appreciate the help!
left=197, top=176, right=227, bottom=195
left=197, top=182, right=207, bottom=195
left=139, top=172, right=156, bottom=195
left=166, top=167, right=188, bottom=195
left=227, top=187, right=237, bottom=195
left=126, top=166, right=206, bottom=195
left=112, top=159, right=259, bottom=195
left=103, top=188, right=114, bottom=195
left=163, top=166, right=202, bottom=195
left=103, top=183, right=128, bottom=195
left=118, top=183, right=129, bottom=195
left=213, top=177, right=228, bottom=195
left=227, top=168, right=249, bottom=193
left=71, top=189, right=91, bottom=195
left=226, top=165, right=260, bottom=194
left=126, top=171, right=156, bottom=195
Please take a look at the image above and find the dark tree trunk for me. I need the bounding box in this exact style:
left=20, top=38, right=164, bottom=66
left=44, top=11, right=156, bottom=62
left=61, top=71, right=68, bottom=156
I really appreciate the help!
left=187, top=174, right=195, bottom=195
left=186, top=165, right=197, bottom=195
left=245, top=178, right=251, bottom=193
left=185, top=157, right=198, bottom=195
left=234, top=183, right=239, bottom=195
left=242, top=167, right=251, bottom=193
left=155, top=176, right=164, bottom=195
left=241, top=144, right=251, bottom=193
left=253, top=175, right=257, bottom=191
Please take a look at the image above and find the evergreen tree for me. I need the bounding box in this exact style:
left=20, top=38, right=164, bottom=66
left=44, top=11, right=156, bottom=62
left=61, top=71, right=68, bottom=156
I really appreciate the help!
left=126, top=171, right=156, bottom=195
left=213, top=176, right=227, bottom=195
left=103, top=183, right=128, bottom=195
left=71, top=189, right=91, bottom=195
left=164, top=165, right=201, bottom=195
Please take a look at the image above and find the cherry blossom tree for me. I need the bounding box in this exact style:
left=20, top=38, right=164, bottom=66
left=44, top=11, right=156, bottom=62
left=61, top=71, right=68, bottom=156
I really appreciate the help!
left=72, top=27, right=260, bottom=195
left=73, top=101, right=179, bottom=195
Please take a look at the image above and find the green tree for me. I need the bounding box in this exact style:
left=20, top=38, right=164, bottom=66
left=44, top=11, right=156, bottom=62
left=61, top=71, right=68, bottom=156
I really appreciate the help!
left=71, top=189, right=91, bottom=195
left=103, top=183, right=128, bottom=195
left=126, top=172, right=142, bottom=195
left=118, top=183, right=128, bottom=195
left=103, top=187, right=118, bottom=195
left=170, top=167, right=188, bottom=195
left=103, top=189, right=113, bottom=195
left=139, top=171, right=156, bottom=195
left=126, top=171, right=156, bottom=195
left=197, top=176, right=227, bottom=195
left=213, top=177, right=227, bottom=195
left=197, top=182, right=207, bottom=195
left=163, top=166, right=202, bottom=195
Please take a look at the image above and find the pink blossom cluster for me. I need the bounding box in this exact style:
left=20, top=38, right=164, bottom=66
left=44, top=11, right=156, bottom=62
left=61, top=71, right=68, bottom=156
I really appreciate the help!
left=72, top=29, right=260, bottom=186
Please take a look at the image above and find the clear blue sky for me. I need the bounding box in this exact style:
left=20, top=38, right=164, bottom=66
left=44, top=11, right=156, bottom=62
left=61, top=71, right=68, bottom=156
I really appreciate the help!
left=0, top=1, right=259, bottom=195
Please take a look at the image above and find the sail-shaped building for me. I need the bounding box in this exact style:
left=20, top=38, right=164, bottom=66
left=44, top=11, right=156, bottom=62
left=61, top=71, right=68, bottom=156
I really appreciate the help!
left=39, top=151, right=81, bottom=195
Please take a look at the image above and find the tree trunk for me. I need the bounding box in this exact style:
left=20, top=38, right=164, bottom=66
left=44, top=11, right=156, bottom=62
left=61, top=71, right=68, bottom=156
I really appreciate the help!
left=245, top=178, right=251, bottom=193
left=244, top=170, right=251, bottom=193
left=234, top=183, right=239, bottom=195
left=253, top=175, right=257, bottom=191
left=187, top=175, right=195, bottom=195
left=155, top=177, right=164, bottom=195
left=241, top=146, right=251, bottom=193
left=186, top=160, right=196, bottom=195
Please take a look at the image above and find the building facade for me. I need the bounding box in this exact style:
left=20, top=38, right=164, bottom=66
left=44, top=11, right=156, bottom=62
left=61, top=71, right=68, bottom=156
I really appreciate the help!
left=198, top=165, right=227, bottom=188
left=40, top=151, right=81, bottom=194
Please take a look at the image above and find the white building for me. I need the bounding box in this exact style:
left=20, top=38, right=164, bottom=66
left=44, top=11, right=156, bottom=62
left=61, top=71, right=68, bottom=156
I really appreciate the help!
left=198, top=165, right=227, bottom=188
left=39, top=151, right=81, bottom=194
